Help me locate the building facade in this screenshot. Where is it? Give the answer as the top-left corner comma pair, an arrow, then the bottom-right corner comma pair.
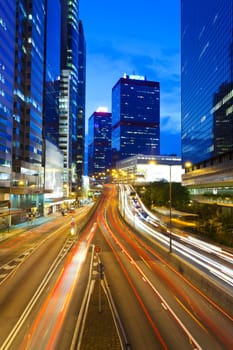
59,69 -> 72,197
0,1 -> 16,208
44,0 -> 61,148
181,0 -> 233,165
61,0 -> 86,192
10,0 -> 46,220
115,155 -> 183,184
88,110 -> 112,178
0,0 -> 87,225
44,139 -> 64,215
76,20 -> 86,188
181,0 -> 233,209
44,80 -> 60,147
112,74 -> 160,164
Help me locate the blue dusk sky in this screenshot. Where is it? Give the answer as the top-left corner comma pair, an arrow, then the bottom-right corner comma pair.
80,1 -> 181,156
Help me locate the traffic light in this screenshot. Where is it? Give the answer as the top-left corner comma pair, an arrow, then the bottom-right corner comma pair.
70,219 -> 75,235
99,262 -> 104,279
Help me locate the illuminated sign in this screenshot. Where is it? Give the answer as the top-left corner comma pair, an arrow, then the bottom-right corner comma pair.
96,106 -> 108,112
129,74 -> 145,81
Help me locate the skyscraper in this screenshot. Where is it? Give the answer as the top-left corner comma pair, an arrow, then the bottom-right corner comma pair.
112,74 -> 160,164
44,80 -> 60,147
181,0 -> 233,207
13,0 -> 45,169
11,0 -> 46,215
88,109 -> 112,178
44,0 -> 61,148
76,20 -> 86,187
59,69 -> 73,197
61,0 -> 86,192
181,0 -> 233,165
0,1 -> 16,201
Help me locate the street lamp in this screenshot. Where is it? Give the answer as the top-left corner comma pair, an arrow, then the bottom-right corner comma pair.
8,174 -> 13,232
169,164 -> 172,253
184,161 -> 192,172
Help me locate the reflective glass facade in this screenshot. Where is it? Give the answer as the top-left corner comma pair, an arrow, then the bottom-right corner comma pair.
45,0 -> 61,81
112,75 -> 160,163
44,80 -> 60,146
13,0 -> 45,167
181,0 -> 233,164
61,0 -> 81,187
59,70 -> 72,186
76,20 -> 86,185
0,1 -> 16,174
44,0 -> 61,148
88,111 -> 112,177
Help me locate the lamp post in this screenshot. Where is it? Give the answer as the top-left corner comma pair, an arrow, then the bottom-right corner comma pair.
8,174 -> 12,232
8,199 -> 11,232
169,164 -> 172,253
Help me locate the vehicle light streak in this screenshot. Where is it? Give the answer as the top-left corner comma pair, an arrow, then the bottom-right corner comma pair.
124,198 -> 233,288
185,236 -> 233,264
19,223 -> 97,350
98,213 -> 203,350
108,197 -> 232,349
175,297 -> 208,333
123,184 -> 233,266
97,214 -> 169,350
116,204 -> 233,328
173,244 -> 233,287
108,185 -> 233,349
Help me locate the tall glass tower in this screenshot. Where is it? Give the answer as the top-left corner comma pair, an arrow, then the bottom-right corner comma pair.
13,0 -> 45,169
8,0 -> 46,216
61,0 -> 85,192
76,20 -> 86,187
0,2 -> 16,183
88,110 -> 112,177
112,74 -> 160,164
181,0 -> 233,165
44,0 -> 61,147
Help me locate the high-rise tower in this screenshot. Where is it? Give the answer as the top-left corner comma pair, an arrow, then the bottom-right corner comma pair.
44,0 -> 61,148
76,20 -> 86,187
0,2 -> 16,195
10,0 -> 46,216
13,1 -> 45,169
60,0 -> 86,194
181,0 -> 233,207
181,0 -> 233,165
112,74 -> 160,164
88,109 -> 112,178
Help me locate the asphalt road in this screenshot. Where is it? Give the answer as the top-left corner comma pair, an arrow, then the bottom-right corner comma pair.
94,184 -> 233,350
0,188 -> 232,350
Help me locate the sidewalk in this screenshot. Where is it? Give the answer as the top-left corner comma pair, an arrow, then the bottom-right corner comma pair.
0,214 -> 57,241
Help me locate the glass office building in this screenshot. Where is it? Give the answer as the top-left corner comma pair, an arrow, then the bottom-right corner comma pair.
59,69 -> 73,197
13,0 -> 45,169
61,0 -> 82,190
181,0 -> 233,209
44,0 -> 61,148
44,80 -> 60,147
0,2 -> 16,178
112,74 -> 160,164
88,110 -> 112,177
181,0 -> 233,165
76,20 -> 86,187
